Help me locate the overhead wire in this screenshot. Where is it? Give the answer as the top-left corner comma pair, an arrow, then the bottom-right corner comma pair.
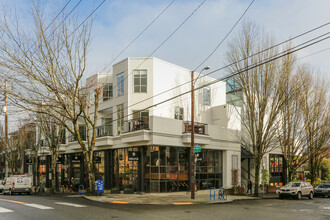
75,29 -> 330,136
97,0 -> 177,74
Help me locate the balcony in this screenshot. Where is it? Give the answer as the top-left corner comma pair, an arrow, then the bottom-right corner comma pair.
124,117 -> 149,133
183,121 -> 208,135
97,124 -> 113,137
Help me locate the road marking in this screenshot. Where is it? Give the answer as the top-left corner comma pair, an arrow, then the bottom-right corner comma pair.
54,202 -> 87,208
0,207 -> 14,213
110,201 -> 129,204
0,198 -> 27,204
173,202 -> 193,205
24,204 -> 54,210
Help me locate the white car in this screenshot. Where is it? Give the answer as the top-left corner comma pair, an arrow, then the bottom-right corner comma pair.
278,181 -> 314,200
3,175 -> 33,195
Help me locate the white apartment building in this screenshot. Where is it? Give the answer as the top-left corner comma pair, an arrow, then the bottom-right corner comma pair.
37,57 -> 245,193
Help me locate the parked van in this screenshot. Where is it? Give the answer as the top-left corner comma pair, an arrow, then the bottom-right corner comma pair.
3,174 -> 32,195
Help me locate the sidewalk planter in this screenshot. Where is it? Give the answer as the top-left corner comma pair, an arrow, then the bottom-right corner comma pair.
110,188 -> 121,194
123,189 -> 134,194
226,187 -> 246,195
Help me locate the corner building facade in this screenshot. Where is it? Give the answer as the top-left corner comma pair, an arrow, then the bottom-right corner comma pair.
38,57 -> 241,193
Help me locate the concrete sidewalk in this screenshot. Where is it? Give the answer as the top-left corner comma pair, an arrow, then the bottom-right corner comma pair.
84,190 -> 261,205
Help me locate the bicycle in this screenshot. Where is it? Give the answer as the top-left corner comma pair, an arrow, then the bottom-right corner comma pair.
218,187 -> 227,200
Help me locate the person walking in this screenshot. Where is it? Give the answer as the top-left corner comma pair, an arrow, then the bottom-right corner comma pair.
247,179 -> 252,195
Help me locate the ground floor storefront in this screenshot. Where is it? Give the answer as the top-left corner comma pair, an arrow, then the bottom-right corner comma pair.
37,146 -> 224,193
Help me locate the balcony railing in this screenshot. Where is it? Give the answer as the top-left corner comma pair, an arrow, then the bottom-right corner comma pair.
97,124 -> 113,137
124,117 -> 149,133
183,121 -> 208,135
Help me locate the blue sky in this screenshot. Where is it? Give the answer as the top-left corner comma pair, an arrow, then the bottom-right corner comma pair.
1,0 -> 330,129
2,0 -> 330,78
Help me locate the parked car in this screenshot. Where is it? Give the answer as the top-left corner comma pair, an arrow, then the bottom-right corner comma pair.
2,174 -> 32,195
277,181 -> 314,200
314,182 -> 330,197
0,180 -> 4,194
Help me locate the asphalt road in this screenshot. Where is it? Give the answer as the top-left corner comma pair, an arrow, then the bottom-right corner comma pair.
0,194 -> 329,220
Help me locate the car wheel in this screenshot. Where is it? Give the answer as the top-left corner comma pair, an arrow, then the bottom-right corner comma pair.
297,192 -> 302,200
279,195 -> 284,199
27,192 -> 30,195
309,192 -> 313,199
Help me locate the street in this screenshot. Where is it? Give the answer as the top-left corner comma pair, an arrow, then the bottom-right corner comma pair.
0,194 -> 329,220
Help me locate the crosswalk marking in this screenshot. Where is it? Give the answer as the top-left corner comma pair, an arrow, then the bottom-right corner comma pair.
0,207 -> 14,213
54,202 -> 87,208
24,204 -> 54,210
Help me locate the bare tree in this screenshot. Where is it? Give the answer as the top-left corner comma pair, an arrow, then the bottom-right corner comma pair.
298,66 -> 330,185
38,113 -> 65,193
226,21 -> 287,196
0,2 -> 100,192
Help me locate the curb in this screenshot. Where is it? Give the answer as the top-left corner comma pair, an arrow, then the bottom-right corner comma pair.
82,195 -> 264,206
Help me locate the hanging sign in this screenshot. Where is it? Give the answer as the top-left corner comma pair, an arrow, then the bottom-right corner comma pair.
72,155 -> 82,164
128,151 -> 140,161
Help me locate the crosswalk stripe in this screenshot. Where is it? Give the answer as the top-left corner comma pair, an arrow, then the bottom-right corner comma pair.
54,202 -> 87,208
24,204 -> 54,210
0,207 -> 14,213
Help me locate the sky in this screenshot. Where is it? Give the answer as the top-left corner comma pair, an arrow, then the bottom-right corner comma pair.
84,0 -> 330,79
1,0 -> 330,130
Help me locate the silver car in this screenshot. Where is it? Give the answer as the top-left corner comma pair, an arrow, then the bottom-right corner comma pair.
277,181 -> 314,200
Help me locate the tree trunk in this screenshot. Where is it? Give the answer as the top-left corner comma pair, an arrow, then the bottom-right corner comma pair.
254,158 -> 261,197
85,151 -> 95,194
51,152 -> 57,193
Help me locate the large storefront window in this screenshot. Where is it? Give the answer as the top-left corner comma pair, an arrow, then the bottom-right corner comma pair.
113,148 -> 139,191
145,146 -> 189,193
196,150 -> 222,190
269,154 -> 285,186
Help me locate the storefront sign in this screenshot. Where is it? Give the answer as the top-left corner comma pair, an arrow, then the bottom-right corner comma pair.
39,157 -> 46,164
26,158 -> 33,165
72,155 -> 82,164
128,151 -> 139,161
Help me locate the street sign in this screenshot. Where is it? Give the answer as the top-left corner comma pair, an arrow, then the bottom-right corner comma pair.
194,144 -> 201,153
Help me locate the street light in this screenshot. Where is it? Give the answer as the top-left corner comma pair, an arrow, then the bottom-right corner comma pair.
190,66 -> 210,200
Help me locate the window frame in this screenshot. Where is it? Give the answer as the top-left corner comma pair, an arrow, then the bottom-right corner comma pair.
203,87 -> 211,106
174,106 -> 184,120
133,69 -> 147,93
103,83 -> 113,101
117,72 -> 124,96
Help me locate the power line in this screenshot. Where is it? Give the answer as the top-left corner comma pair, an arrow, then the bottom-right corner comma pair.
96,22 -> 330,121
78,30 -> 330,134
98,0 -> 176,74
194,0 -> 255,71
108,0 -> 207,102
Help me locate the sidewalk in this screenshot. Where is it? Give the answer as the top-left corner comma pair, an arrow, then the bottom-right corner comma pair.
84,190 -> 261,205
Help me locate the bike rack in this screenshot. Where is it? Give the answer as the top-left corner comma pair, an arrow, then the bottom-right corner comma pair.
210,187 -> 216,200
78,185 -> 84,196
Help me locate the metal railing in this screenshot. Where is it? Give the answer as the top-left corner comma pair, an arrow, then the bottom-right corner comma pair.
183,121 -> 208,135
96,124 -> 113,137
124,117 -> 149,132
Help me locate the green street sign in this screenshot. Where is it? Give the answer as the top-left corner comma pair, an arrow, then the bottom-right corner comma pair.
194,144 -> 201,153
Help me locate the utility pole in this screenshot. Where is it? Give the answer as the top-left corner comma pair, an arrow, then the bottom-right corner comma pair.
4,80 -> 8,178
190,71 -> 195,199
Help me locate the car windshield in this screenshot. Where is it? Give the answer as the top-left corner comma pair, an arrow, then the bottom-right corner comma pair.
285,182 -> 301,187
317,184 -> 330,188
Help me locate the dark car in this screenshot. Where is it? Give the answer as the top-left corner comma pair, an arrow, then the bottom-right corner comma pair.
314,183 -> 330,197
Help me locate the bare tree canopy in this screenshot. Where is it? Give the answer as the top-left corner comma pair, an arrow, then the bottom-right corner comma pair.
0,1 -> 101,192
